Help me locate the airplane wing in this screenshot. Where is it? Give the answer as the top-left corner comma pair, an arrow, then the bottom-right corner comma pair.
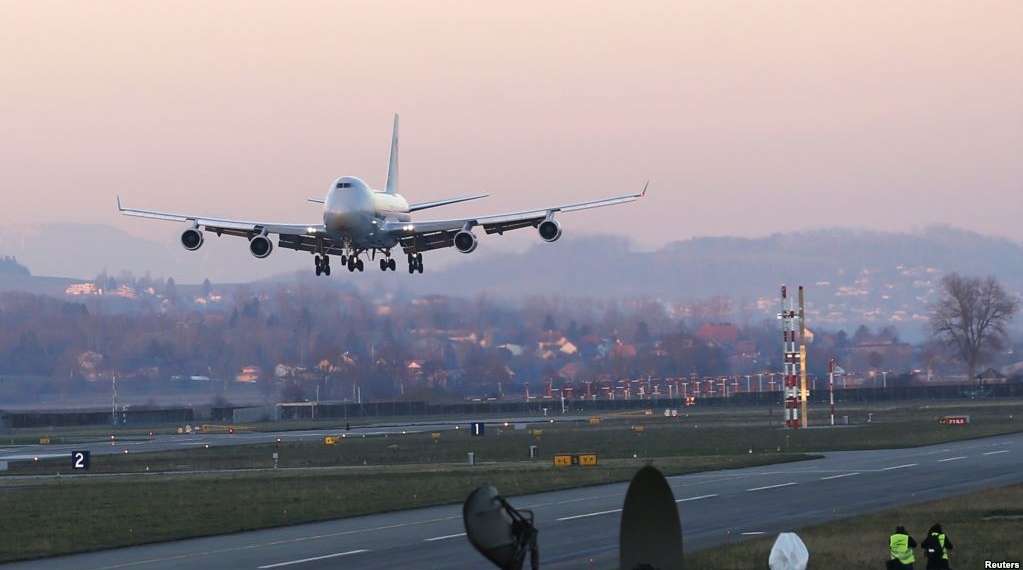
382,185 -> 646,253
117,197 -> 333,252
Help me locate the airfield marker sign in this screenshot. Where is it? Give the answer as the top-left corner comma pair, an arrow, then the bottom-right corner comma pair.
71,451 -> 91,470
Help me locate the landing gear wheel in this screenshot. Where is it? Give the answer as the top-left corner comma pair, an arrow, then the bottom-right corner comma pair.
408,262 -> 415,274
347,257 -> 356,272
388,258 -> 396,271
324,263 -> 330,276
380,259 -> 387,271
314,255 -> 323,276
340,255 -> 347,265
356,259 -> 364,272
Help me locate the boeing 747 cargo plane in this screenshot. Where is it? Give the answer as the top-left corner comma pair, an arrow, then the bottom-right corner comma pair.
118,115 -> 645,275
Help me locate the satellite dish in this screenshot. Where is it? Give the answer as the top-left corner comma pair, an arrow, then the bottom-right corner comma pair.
619,465 -> 684,570
463,485 -> 539,570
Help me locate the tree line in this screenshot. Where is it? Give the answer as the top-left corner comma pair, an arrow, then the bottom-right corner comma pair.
0,272 -> 1016,402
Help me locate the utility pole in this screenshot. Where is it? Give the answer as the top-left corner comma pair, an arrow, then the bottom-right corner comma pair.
111,375 -> 118,426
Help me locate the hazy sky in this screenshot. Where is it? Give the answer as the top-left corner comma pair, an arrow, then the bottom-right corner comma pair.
2,1 -> 1021,254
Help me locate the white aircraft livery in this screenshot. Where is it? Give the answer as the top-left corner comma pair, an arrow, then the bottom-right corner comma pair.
118,115 -> 646,275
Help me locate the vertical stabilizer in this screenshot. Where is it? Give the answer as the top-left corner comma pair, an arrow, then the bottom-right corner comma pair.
384,114 -> 399,194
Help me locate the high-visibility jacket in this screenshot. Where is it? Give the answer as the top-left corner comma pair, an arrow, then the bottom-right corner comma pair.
926,532 -> 949,560
890,533 -> 916,565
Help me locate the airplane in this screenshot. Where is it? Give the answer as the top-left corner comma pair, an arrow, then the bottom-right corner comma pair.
118,115 -> 646,276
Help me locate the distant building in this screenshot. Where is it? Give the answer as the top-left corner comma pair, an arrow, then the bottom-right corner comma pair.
65,283 -> 99,295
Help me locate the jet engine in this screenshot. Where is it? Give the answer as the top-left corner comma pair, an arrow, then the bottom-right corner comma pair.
453,230 -> 479,253
248,234 -> 273,258
538,219 -> 562,242
181,228 -> 204,251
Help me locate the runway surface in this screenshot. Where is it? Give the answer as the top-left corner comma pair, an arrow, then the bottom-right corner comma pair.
4,432 -> 1020,570
0,417 -> 578,463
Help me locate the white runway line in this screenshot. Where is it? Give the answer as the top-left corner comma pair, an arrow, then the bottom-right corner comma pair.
746,482 -> 796,492
937,456 -> 966,462
676,494 -> 718,503
556,508 -> 622,521
819,472 -> 860,480
424,533 -> 466,542
983,450 -> 1009,456
880,463 -> 917,471
740,531 -> 767,536
258,549 -> 369,568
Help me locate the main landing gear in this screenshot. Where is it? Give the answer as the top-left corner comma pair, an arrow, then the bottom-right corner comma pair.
379,258 -> 397,271
407,252 -> 424,274
346,256 -> 364,272
314,255 -> 331,276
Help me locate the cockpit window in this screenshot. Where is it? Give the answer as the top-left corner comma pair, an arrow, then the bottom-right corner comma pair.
336,182 -> 351,189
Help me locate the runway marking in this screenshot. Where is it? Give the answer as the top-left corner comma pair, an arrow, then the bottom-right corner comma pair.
424,533 -> 466,542
676,494 -> 718,503
556,508 -> 622,521
820,472 -> 860,480
937,456 -> 966,462
257,549 -> 369,568
983,450 -> 1009,456
746,482 -> 796,492
880,463 -> 917,471
741,531 -> 767,536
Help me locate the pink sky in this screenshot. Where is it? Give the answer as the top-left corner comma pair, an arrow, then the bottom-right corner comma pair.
2,1 -> 1021,254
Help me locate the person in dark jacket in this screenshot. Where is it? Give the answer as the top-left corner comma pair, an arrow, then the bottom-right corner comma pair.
921,523 -> 954,569
889,525 -> 918,569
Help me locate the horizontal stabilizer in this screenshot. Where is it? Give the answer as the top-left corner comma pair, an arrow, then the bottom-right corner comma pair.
409,194 -> 489,212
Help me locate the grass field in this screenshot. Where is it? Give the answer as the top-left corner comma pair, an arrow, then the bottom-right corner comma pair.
685,482 -> 1023,568
1,399 -> 1021,563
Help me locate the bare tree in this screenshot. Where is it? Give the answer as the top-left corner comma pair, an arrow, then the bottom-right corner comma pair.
929,273 -> 1018,383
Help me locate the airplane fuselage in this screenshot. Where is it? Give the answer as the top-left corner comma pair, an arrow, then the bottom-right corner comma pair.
324,176 -> 411,249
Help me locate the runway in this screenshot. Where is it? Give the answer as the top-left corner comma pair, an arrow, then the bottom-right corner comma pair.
4,432 -> 1020,570
0,417 -> 582,463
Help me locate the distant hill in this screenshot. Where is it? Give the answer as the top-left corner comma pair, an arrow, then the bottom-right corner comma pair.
0,255 -> 30,276
3,223 -> 1021,340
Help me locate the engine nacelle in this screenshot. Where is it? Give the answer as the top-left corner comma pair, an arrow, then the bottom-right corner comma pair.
181,228 -> 204,251
538,219 -> 562,242
453,230 -> 478,254
248,234 -> 273,258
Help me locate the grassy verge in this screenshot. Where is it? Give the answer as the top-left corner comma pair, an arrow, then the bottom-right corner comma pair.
0,454 -> 808,563
686,482 -> 1023,568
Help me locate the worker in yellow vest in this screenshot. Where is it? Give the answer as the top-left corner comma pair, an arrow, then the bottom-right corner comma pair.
921,523 -> 954,569
888,525 -> 917,569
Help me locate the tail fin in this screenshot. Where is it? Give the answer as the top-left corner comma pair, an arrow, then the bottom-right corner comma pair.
384,113 -> 399,195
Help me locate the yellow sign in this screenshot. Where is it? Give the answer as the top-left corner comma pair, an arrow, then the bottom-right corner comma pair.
531,430 -> 544,437
579,454 -> 598,466
588,417 -> 601,424
633,425 -> 645,433
39,437 -> 50,444
431,433 -> 441,440
324,436 -> 338,445
553,454 -> 573,467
